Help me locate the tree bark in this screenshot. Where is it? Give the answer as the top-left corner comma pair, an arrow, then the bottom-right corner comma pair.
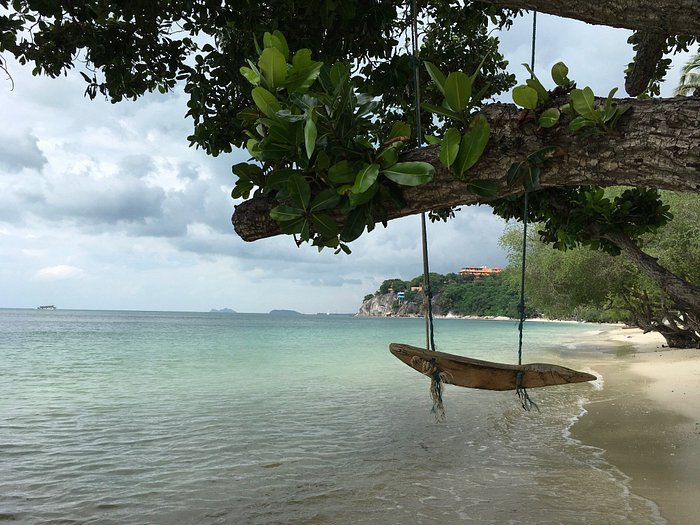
232,96 -> 700,241
602,230 -> 700,315
486,0 -> 700,35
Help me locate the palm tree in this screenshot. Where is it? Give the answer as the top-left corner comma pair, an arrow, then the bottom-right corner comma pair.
675,53 -> 700,96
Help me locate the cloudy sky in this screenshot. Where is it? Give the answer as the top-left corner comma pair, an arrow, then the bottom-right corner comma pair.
0,12 -> 692,313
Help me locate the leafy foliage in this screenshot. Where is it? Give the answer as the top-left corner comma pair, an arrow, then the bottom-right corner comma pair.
234,34 -> 436,252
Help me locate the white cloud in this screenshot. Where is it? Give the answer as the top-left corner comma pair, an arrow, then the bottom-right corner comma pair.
33,265 -> 85,281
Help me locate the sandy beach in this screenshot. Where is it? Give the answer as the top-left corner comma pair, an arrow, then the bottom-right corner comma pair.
572,326 -> 700,524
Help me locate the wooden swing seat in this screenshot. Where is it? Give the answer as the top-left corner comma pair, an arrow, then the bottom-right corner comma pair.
390,343 -> 597,391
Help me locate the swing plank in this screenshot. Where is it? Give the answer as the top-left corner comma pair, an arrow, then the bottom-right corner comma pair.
390,343 -> 597,391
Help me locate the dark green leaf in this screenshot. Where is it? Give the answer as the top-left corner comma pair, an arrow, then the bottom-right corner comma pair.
270,204 -> 304,222
265,169 -> 295,191
340,207 -> 367,242
232,162 -> 264,185
349,181 -> 378,205
444,71 -> 472,112
506,161 -> 526,186
424,61 -> 446,96
467,179 -> 500,198
524,166 -> 540,190
439,127 -> 461,168
388,121 -> 411,140
352,163 -> 380,194
279,217 -> 308,235
377,146 -> 399,169
569,115 -> 595,131
328,161 -> 356,184
285,61 -> 323,93
454,114 -> 490,176
421,102 -> 461,121
311,213 -> 339,239
287,173 -> 311,209
424,135 -> 441,145
311,189 -> 341,211
382,162 -> 435,186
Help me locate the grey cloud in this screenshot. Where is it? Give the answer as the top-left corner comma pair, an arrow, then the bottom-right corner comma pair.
0,132 -> 47,172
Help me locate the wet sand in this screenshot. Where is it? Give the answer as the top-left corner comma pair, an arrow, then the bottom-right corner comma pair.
571,327 -> 700,524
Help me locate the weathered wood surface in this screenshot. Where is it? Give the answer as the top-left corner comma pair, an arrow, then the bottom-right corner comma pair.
389,343 -> 597,391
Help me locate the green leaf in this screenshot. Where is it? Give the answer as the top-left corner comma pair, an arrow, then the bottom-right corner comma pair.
444,71 -> 472,112
467,179 -> 499,198
232,162 -> 264,186
506,161 -> 526,186
551,61 -> 570,87
267,30 -> 289,60
524,166 -> 540,190
512,85 -> 538,109
240,66 -> 260,86
377,146 -> 399,169
421,102 -> 461,121
388,121 -> 411,140
424,134 -> 441,145
258,47 -> 287,90
538,108 -> 561,128
381,162 -> 435,186
270,204 -> 304,222
328,161 -> 355,184
526,79 -> 548,105
304,117 -> 317,159
287,173 -> 311,209
439,127 -> 461,168
570,87 -> 597,119
340,206 -> 366,242
352,163 -> 380,194
527,146 -> 557,165
278,217 -> 308,236
454,114 -> 490,176
569,115 -> 596,131
292,48 -> 312,67
285,61 -> 323,93
251,87 -> 281,118
311,213 -> 338,239
265,169 -> 295,191
311,189 -> 341,212
424,61 -> 446,96
348,181 -> 378,205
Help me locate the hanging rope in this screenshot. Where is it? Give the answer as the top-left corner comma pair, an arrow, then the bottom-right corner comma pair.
516,11 -> 540,413
409,0 -> 444,421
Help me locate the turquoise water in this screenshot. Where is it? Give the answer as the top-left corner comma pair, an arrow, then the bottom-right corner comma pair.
0,310 -> 663,524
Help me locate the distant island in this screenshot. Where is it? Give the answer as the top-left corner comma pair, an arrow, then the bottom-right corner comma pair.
269,309 -> 303,316
37,305 -> 56,310
209,308 -> 237,313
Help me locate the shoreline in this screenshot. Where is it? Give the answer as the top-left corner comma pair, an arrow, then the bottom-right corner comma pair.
571,327 -> 700,524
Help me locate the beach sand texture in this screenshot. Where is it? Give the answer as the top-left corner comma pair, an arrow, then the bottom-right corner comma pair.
573,327 -> 700,524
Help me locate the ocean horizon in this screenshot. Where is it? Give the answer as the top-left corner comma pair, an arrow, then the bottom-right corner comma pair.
1,309 -> 664,524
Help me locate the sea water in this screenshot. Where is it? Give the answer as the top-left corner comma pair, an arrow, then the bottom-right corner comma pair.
0,309 -> 664,524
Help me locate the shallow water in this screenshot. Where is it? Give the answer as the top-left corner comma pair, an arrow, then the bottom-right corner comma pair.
0,310 -> 664,524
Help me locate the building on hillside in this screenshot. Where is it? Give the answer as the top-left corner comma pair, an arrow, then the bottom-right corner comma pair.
459,266 -> 503,279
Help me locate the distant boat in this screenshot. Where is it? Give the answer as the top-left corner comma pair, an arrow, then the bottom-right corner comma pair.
37,305 -> 56,310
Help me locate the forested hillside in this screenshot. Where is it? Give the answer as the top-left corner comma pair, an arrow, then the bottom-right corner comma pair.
359,272 -> 522,318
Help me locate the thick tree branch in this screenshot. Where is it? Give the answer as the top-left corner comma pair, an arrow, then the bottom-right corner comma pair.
487,0 -> 700,35
602,230 -> 700,315
232,96 -> 700,241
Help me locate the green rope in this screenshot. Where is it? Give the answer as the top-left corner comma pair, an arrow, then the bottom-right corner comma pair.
516,11 -> 539,413
410,0 -> 444,421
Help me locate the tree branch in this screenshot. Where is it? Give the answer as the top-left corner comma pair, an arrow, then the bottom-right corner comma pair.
232,96 -> 700,241
487,0 -> 700,34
